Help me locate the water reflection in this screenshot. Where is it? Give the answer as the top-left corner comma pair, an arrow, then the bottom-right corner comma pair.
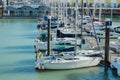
111,69 -> 120,80
4,45 -> 34,50
67,68 -> 102,80
11,50 -> 35,54
0,58 -> 36,75
16,59 -> 35,65
0,65 -> 35,74
22,34 -> 36,39
66,66 -> 120,80
104,67 -> 109,80
16,32 -> 37,39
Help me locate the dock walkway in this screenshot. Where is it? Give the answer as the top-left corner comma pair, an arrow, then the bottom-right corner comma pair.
109,53 -> 120,62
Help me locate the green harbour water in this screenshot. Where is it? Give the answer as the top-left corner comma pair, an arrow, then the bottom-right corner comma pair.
0,18 -> 120,80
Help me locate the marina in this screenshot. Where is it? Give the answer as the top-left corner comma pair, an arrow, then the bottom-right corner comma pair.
0,0 -> 120,80
0,18 -> 120,80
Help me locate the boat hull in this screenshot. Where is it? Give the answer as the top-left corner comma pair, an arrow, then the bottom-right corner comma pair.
36,42 -> 74,51
43,57 -> 101,70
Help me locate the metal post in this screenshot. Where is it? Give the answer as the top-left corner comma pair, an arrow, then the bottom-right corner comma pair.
47,15 -> 51,56
6,0 -> 8,5
104,18 -> 112,67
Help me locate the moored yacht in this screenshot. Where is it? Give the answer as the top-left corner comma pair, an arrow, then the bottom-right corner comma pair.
89,26 -> 120,39
35,54 -> 101,70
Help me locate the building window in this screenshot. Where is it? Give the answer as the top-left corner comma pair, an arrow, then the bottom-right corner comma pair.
10,10 -> 15,16
29,11 -> 33,16
19,11 -> 24,16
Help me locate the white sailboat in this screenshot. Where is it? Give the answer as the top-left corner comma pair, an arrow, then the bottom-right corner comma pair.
35,55 -> 101,70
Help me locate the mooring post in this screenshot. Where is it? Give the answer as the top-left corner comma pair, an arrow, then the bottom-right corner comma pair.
104,18 -> 112,67
47,15 -> 51,56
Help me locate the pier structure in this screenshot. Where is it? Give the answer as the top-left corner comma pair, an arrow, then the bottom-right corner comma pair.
0,0 -> 120,18
2,5 -> 50,17
1,5 -> 120,18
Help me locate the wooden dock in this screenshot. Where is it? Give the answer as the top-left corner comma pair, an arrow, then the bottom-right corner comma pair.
109,53 -> 120,62
86,36 -> 98,49
86,36 -> 120,64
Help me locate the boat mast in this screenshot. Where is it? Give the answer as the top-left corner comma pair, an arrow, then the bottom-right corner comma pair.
56,0 -> 60,39
60,0 -> 62,20
86,0 -> 102,52
75,0 -> 78,54
80,0 -> 84,49
93,0 -> 96,17
50,0 -> 53,16
99,0 -> 101,21
110,0 -> 116,21
65,0 -> 68,28
57,0 -> 60,29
